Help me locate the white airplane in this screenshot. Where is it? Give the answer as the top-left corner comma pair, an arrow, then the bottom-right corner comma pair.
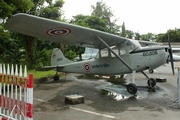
5,13 -> 175,95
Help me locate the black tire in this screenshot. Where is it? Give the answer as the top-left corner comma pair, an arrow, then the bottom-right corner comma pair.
147,78 -> 156,87
53,74 -> 59,81
149,69 -> 154,74
127,83 -> 138,95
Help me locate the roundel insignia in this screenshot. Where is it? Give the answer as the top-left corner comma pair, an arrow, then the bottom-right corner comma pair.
84,63 -> 91,72
46,27 -> 71,36
52,53 -> 56,58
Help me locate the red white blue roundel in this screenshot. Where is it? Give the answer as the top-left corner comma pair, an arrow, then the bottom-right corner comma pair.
46,28 -> 71,36
84,63 -> 91,72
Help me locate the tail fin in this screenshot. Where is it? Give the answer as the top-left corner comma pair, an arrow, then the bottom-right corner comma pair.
51,48 -> 72,66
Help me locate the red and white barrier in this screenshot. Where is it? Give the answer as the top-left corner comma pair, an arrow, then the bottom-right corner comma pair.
0,64 -> 33,120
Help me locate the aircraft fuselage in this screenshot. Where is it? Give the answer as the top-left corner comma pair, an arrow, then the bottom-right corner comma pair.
57,46 -> 168,75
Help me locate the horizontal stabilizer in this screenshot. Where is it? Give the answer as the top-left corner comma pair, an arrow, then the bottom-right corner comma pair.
167,54 -> 180,62
172,54 -> 180,62
35,65 -> 64,71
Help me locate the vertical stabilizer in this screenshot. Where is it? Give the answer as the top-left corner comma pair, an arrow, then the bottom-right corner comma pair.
51,48 -> 72,66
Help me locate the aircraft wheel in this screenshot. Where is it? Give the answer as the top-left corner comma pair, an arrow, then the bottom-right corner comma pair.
127,83 -> 138,95
147,78 -> 156,87
149,68 -> 154,74
53,74 -> 59,81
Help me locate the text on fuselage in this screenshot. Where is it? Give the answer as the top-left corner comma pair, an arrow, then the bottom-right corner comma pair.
143,50 -> 158,56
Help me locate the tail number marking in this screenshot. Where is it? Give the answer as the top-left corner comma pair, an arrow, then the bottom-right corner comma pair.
57,58 -> 63,62
143,50 -> 158,56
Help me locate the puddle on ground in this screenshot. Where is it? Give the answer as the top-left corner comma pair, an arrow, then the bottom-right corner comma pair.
99,84 -> 163,101
74,74 -> 165,101
100,89 -> 143,101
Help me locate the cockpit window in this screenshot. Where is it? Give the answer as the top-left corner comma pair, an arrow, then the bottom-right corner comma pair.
95,39 -> 141,58
111,45 -> 120,57
125,40 -> 141,53
118,43 -> 126,55
101,48 -> 109,57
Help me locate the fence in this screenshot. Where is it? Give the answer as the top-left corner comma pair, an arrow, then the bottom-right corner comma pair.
0,64 -> 33,120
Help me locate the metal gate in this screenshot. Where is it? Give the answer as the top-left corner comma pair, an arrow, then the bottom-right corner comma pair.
0,64 -> 33,120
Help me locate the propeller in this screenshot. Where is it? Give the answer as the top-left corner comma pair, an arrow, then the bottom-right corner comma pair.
167,34 -> 175,75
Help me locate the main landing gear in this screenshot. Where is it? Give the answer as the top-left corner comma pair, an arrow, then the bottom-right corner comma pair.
127,83 -> 138,95
126,71 -> 157,95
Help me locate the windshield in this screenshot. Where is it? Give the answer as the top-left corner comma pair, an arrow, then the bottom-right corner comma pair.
125,40 -> 141,53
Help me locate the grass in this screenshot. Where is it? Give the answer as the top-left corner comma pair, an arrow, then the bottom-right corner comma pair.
28,70 -> 56,79
0,70 -> 57,88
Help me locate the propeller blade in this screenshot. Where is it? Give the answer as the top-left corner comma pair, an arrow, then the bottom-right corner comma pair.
168,49 -> 175,75
167,34 -> 175,75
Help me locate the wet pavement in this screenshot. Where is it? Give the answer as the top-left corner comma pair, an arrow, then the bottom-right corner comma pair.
33,64 -> 180,120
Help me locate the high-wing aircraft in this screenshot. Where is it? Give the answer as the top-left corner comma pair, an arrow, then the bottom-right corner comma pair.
5,13 -> 175,95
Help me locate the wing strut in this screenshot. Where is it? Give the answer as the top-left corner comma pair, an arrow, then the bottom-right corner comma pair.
97,36 -> 133,72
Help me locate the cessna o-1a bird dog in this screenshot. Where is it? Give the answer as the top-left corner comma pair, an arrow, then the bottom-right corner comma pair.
5,13 -> 175,95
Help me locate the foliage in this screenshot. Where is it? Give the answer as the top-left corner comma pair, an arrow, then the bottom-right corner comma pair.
1,0 -> 180,72
91,0 -> 120,35
0,0 -> 34,19
156,29 -> 180,42
121,22 -> 126,37
0,0 -> 34,65
71,15 -> 108,31
64,49 -> 77,60
141,32 -> 156,41
0,0 -> 65,69
126,30 -> 134,39
39,0 -> 64,20
134,32 -> 141,40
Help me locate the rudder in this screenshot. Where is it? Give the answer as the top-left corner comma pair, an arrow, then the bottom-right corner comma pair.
51,48 -> 72,66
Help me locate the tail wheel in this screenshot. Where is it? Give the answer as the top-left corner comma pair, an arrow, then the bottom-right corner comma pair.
147,78 -> 156,87
127,83 -> 138,95
53,74 -> 60,81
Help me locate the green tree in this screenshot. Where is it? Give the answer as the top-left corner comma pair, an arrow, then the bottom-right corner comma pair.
121,22 -> 126,37
39,0 -> 64,20
141,32 -> 156,41
1,0 -> 65,68
156,29 -> 180,42
126,30 -> 134,39
0,0 -> 34,19
0,0 -> 34,65
91,0 -> 120,35
134,32 -> 141,40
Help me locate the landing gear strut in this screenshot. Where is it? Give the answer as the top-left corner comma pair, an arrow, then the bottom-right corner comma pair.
141,71 -> 156,87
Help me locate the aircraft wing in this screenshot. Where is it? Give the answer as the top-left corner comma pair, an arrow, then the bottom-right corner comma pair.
138,40 -> 162,47
35,65 -> 64,71
5,13 -> 128,49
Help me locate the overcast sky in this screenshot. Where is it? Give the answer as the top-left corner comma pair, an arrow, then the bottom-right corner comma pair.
62,0 -> 180,34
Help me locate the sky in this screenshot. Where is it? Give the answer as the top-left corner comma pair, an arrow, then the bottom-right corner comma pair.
62,0 -> 180,34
